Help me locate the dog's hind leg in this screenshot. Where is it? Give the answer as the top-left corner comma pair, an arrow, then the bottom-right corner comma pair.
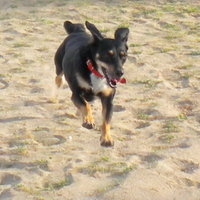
71,93 -> 95,129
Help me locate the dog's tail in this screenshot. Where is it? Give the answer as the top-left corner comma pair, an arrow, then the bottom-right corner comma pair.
64,21 -> 85,34
54,40 -> 65,88
55,72 -> 63,88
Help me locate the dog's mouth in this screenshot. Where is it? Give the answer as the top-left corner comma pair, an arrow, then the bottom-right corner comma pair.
101,68 -> 118,88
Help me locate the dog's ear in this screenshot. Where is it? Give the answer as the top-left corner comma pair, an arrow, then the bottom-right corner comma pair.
115,28 -> 129,43
85,21 -> 103,41
64,21 -> 73,34
64,21 -> 85,34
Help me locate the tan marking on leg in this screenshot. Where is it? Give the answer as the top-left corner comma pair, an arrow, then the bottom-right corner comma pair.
80,101 -> 95,129
55,73 -> 63,88
100,121 -> 114,147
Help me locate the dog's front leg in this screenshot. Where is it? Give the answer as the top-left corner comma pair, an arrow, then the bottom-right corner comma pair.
100,90 -> 115,147
71,93 -> 95,129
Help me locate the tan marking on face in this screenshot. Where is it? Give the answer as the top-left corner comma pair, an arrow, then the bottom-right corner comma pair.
120,51 -> 126,57
108,50 -> 114,56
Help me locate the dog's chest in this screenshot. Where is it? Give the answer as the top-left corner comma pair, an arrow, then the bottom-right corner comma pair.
90,74 -> 109,94
76,73 -> 110,94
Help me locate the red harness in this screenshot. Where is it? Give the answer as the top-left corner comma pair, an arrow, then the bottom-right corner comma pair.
86,59 -> 126,84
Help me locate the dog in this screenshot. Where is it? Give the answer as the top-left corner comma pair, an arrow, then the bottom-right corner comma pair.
54,21 -> 129,147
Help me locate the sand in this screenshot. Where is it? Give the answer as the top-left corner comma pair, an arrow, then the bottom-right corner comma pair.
0,0 -> 200,199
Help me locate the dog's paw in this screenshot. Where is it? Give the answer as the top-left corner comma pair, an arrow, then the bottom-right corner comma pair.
100,136 -> 114,147
82,122 -> 95,129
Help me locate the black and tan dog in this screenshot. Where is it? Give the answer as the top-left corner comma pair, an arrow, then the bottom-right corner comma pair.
54,21 -> 129,147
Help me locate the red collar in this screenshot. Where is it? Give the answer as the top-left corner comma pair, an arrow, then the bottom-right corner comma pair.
86,59 -> 104,78
86,59 -> 126,84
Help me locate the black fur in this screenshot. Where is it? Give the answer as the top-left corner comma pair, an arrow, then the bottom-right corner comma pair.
54,21 -> 129,147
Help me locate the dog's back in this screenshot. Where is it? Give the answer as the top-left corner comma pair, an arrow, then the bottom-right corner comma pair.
54,21 -> 90,78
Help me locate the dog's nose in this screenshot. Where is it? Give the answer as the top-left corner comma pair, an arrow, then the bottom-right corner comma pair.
116,70 -> 124,78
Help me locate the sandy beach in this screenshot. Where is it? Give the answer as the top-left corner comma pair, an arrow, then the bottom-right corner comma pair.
0,0 -> 200,199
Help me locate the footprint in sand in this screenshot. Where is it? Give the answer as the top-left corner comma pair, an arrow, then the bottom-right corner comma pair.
0,189 -> 13,200
179,160 -> 199,174
30,87 -> 45,93
177,100 -> 194,115
113,105 -> 126,112
182,178 -> 200,189
136,121 -> 150,129
29,78 -> 40,84
0,174 -> 21,186
141,153 -> 164,164
181,76 -> 190,88
175,142 -> 191,149
0,79 -> 9,90
137,108 -> 163,121
34,133 -> 66,146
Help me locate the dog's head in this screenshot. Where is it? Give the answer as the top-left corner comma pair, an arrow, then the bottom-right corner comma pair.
86,21 -> 129,88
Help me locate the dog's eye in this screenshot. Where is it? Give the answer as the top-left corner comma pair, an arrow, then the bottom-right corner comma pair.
108,50 -> 114,56
119,51 -> 126,57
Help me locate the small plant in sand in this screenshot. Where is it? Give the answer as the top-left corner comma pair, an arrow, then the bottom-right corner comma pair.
189,50 -> 200,56
137,112 -> 150,120
159,48 -> 173,53
118,22 -> 130,28
162,4 -> 178,13
40,18 -> 54,25
132,5 -> 159,18
159,134 -> 176,144
78,160 -> 137,177
130,43 -> 142,48
181,6 -> 200,14
131,50 -> 142,55
15,145 -> 28,156
16,184 -> 39,195
92,181 -> 120,196
161,22 -> 180,31
177,64 -> 193,70
36,47 -> 48,52
0,73 -> 6,78
181,72 -> 194,79
10,67 -> 25,73
101,156 -> 110,162
178,113 -> 187,121
163,120 -> 179,133
34,160 -> 49,171
132,79 -> 161,88
34,127 -> 49,132
13,42 -> 31,48
10,4 -> 18,8
44,178 -> 70,190
100,27 -> 110,33
164,33 -> 179,40
34,197 -> 45,200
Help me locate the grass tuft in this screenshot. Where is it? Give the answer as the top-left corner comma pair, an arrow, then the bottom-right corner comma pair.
78,161 -> 137,176
13,42 -> 31,48
163,120 -> 179,133
16,184 -> 39,195
44,178 -> 70,190
132,79 -> 161,88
